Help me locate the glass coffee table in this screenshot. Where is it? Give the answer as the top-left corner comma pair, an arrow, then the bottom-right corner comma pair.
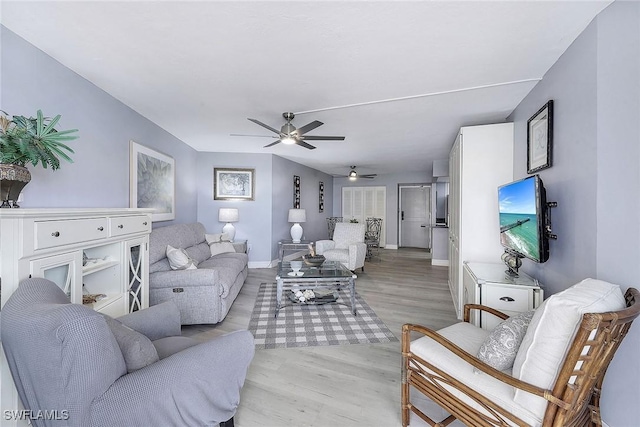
275,260 -> 357,317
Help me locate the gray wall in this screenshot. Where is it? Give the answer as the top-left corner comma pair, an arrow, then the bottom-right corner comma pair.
195,153 -> 273,264
271,155 -> 334,260
507,2 -> 639,424
333,169 -> 432,247
0,26 -> 198,225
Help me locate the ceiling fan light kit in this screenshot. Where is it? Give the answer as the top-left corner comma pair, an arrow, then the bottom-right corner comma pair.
235,112 -> 345,150
342,166 -> 377,180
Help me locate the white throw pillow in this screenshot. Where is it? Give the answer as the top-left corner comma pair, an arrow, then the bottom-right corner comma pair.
477,310 -> 534,371
205,233 -> 231,245
166,245 -> 198,270
512,278 -> 625,417
209,241 -> 236,257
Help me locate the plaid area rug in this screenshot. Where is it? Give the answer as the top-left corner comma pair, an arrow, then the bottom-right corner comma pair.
248,283 -> 398,349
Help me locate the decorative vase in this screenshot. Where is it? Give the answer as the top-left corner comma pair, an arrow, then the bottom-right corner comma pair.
0,164 -> 31,208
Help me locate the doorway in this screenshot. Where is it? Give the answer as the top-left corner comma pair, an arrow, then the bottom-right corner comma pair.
399,185 -> 431,249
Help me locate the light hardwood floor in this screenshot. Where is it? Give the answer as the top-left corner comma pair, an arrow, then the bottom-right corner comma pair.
182,248 -> 461,427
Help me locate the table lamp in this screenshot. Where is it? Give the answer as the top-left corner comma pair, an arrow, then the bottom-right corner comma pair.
288,208 -> 306,243
218,208 -> 239,241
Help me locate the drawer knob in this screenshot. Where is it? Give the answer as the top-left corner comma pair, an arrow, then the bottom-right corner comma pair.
118,224 -> 124,229
143,221 -> 148,226
97,226 -> 104,231
499,296 -> 515,302
51,231 -> 60,237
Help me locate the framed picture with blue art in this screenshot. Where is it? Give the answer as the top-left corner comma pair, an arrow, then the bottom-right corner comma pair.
129,140 -> 175,222
214,167 -> 255,200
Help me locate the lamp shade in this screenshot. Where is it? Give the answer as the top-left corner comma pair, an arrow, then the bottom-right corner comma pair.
219,208 -> 239,223
288,208 -> 306,223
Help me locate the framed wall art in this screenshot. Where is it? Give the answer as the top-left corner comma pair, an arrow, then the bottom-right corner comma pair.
319,181 -> 324,213
130,140 -> 175,222
293,175 -> 301,208
214,168 -> 255,200
527,100 -> 553,174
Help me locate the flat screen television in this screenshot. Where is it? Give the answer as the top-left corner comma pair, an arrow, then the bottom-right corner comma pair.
498,175 -> 549,263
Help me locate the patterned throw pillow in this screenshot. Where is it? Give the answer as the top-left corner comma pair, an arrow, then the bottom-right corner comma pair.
205,233 -> 236,257
166,245 -> 198,270
477,310 -> 535,371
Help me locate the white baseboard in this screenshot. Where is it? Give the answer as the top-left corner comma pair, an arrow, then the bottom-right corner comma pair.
385,244 -> 398,250
431,259 -> 449,266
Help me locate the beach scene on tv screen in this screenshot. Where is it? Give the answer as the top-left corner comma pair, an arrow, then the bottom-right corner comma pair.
499,178 -> 540,261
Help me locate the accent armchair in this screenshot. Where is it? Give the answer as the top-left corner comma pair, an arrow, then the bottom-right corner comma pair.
402,278 -> 640,427
315,222 -> 367,271
1,278 -> 255,427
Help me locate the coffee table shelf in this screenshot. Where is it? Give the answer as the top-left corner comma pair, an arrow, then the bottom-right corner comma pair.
275,261 -> 357,317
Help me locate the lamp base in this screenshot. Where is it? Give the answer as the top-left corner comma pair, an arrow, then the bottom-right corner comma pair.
222,222 -> 236,242
290,223 -> 303,243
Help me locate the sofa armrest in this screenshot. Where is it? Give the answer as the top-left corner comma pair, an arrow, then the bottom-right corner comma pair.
315,240 -> 335,255
118,301 -> 181,340
149,269 -> 222,294
90,330 -> 255,426
349,242 -> 367,269
463,304 -> 510,324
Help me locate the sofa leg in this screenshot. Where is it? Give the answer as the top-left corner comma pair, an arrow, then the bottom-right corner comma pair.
220,417 -> 234,427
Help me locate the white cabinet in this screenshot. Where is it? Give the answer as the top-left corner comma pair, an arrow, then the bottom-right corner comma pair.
0,208 -> 153,425
463,262 -> 544,330
448,123 -> 514,319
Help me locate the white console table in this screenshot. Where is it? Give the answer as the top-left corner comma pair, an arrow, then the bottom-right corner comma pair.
463,261 -> 544,330
0,208 -> 153,426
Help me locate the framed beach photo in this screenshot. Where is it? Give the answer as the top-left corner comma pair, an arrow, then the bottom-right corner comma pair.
130,141 -> 175,222
527,100 -> 553,174
214,168 -> 255,200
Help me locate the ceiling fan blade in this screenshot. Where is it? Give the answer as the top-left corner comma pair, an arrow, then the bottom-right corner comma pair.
263,140 -> 282,148
230,133 -> 277,138
293,120 -> 323,136
300,135 -> 345,141
248,118 -> 281,135
360,175 -> 377,179
295,140 -> 317,150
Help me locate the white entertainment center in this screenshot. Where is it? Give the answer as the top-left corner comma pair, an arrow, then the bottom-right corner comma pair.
0,208 -> 153,426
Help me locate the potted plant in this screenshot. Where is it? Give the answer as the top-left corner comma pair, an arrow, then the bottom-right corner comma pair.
0,110 -> 78,207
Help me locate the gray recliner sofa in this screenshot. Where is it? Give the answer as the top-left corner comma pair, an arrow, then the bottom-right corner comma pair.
149,222 -> 248,325
1,278 -> 254,427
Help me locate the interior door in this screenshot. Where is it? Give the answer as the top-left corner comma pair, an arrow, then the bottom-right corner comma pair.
399,186 -> 431,249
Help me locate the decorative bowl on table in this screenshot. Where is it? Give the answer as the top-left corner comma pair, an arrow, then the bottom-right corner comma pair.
302,254 -> 325,267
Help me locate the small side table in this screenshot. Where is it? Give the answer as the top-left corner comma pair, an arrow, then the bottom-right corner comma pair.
278,239 -> 313,262
232,239 -> 248,254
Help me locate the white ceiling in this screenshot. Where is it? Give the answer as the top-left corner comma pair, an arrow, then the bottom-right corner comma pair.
1,1 -> 610,177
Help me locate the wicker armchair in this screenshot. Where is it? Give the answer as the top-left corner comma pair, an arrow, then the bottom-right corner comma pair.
402,279 -> 640,427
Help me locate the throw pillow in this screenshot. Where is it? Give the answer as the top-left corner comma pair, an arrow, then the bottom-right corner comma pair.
166,245 -> 198,270
205,233 -> 231,244
205,233 -> 236,257
104,316 -> 159,373
477,310 -> 534,371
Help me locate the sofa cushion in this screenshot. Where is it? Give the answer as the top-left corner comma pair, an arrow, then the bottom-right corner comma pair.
333,223 -> 365,249
209,241 -> 236,257
186,242 -> 215,264
322,248 -> 349,264
104,316 -> 159,373
477,310 -> 534,371
166,245 -> 198,270
411,322 -> 542,426
512,278 -> 626,416
149,223 -> 207,265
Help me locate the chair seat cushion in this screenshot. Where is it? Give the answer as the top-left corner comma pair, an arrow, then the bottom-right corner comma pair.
411,322 -> 543,426
322,248 -> 349,264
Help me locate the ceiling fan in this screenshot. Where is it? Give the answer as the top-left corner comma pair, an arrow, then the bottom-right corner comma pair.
337,166 -> 377,180
231,112 -> 345,150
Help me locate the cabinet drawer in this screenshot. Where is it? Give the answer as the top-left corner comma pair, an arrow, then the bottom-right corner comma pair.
109,215 -> 151,237
481,284 -> 532,313
35,218 -> 108,250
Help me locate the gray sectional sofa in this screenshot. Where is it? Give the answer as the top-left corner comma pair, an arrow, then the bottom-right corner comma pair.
149,222 -> 248,324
